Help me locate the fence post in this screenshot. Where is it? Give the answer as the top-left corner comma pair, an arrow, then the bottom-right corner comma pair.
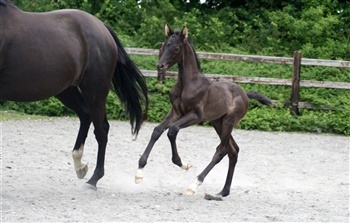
290,51 -> 302,116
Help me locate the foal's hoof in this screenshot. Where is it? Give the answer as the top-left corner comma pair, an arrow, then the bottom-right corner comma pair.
135,169 -> 143,184
185,188 -> 196,196
135,176 -> 143,184
204,193 -> 223,201
81,183 -> 97,192
181,162 -> 192,171
75,164 -> 89,179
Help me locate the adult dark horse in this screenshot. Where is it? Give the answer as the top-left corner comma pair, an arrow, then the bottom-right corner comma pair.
135,24 -> 271,200
0,0 -> 148,190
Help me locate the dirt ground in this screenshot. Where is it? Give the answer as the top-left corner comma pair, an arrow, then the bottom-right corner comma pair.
1,117 -> 349,222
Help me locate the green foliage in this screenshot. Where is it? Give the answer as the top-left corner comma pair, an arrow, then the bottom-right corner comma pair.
12,0 -> 349,59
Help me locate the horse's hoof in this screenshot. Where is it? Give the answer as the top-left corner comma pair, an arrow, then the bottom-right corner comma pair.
135,169 -> 143,184
75,164 -> 88,179
81,183 -> 97,192
135,176 -> 143,184
181,162 -> 192,171
185,188 -> 196,196
204,193 -> 223,201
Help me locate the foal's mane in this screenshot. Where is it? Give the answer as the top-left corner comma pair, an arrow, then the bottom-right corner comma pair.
172,30 -> 201,71
188,41 -> 201,71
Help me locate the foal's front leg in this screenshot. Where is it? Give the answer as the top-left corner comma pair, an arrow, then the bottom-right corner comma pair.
135,110 -> 178,183
167,112 -> 202,170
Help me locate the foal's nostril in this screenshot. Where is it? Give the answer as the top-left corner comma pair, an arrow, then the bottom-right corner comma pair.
157,63 -> 165,71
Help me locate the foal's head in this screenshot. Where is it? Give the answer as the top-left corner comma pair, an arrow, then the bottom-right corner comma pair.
157,24 -> 188,81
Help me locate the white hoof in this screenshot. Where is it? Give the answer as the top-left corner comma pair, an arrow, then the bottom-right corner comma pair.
185,188 -> 196,196
135,169 -> 144,184
75,164 -> 88,179
181,162 -> 192,171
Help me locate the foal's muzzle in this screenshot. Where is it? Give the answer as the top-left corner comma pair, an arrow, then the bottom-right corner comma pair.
157,63 -> 166,82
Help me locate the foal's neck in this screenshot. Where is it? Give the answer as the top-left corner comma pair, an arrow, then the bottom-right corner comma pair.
177,42 -> 202,85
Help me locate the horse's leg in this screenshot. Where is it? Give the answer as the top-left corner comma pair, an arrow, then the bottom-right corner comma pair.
186,117 -> 235,196
209,118 -> 240,197
84,101 -> 109,189
218,136 -> 239,197
77,73 -> 111,190
137,111 -> 199,183
55,87 -> 91,179
135,112 -> 199,183
167,112 -> 202,170
136,109 -> 178,183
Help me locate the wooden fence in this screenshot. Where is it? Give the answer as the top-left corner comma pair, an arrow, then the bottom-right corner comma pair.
125,48 -> 350,114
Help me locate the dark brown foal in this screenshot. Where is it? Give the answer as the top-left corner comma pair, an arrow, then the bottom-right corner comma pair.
136,24 -> 271,199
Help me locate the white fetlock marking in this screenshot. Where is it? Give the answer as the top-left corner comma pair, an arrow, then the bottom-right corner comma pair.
181,162 -> 192,171
72,144 -> 88,179
135,169 -> 144,184
186,179 -> 202,196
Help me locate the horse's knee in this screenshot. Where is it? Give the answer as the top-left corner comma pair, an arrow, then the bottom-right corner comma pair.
167,125 -> 179,140
151,125 -> 164,140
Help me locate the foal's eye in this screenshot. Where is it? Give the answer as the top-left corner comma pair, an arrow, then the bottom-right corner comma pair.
174,47 -> 179,53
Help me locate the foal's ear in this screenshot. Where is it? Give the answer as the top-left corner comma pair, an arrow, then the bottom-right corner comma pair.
165,24 -> 173,37
181,26 -> 188,39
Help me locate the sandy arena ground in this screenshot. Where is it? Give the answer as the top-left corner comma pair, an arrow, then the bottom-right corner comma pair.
1,117 -> 349,222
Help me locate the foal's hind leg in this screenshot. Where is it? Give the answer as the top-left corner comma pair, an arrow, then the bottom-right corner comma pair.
55,87 -> 91,179
218,136 -> 239,197
201,117 -> 241,199
186,117 -> 237,197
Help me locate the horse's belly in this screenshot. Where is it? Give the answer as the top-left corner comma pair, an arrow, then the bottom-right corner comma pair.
0,72 -> 73,102
0,83 -> 66,102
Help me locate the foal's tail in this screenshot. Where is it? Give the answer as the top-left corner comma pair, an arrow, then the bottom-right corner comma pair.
105,24 -> 149,135
246,91 -> 272,106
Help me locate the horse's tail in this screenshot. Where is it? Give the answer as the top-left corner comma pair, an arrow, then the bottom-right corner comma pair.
105,24 -> 149,136
246,91 -> 272,106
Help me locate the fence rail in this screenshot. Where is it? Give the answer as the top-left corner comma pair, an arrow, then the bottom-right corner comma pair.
139,70 -> 350,90
126,47 -> 350,67
126,48 -> 350,113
